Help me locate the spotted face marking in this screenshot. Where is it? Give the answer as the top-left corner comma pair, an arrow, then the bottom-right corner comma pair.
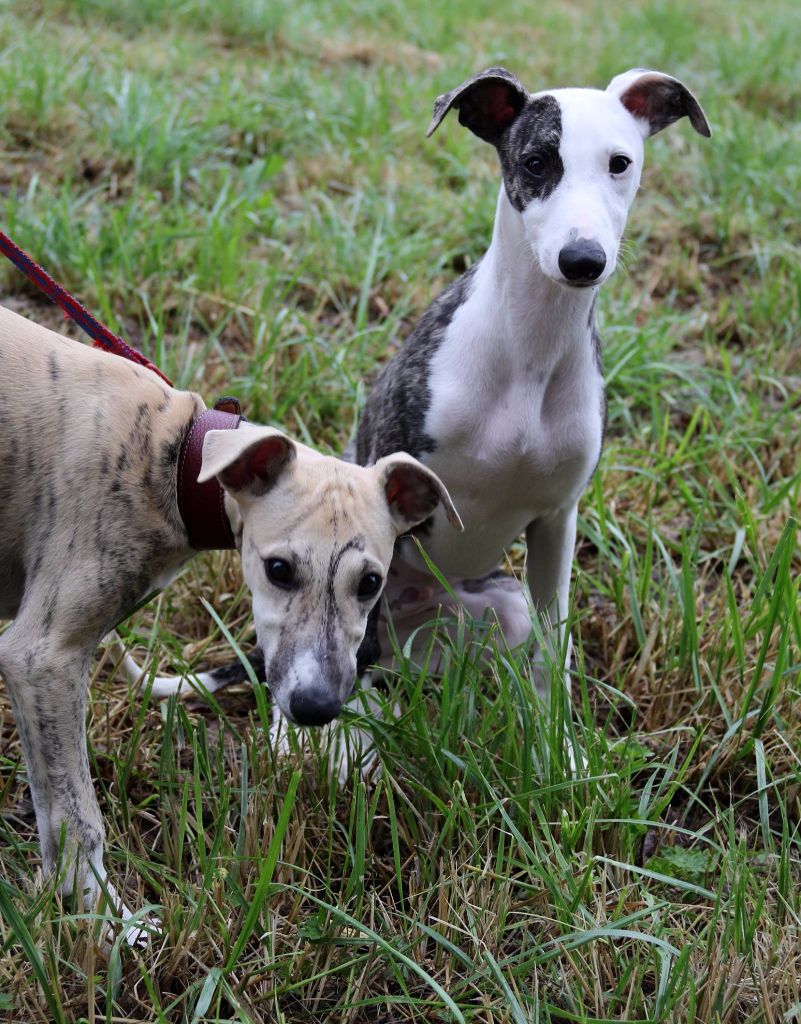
426,66 -> 710,289
517,87 -> 647,287
496,96 -> 564,211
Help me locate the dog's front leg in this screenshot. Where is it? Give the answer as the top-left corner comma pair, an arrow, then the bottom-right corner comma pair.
525,505 -> 577,702
0,625 -> 116,914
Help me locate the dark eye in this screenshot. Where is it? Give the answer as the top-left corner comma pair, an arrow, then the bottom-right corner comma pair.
356,572 -> 382,601
265,558 -> 295,590
609,154 -> 632,175
523,155 -> 545,177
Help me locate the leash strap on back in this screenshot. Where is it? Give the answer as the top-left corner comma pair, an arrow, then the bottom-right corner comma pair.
0,229 -> 173,386
0,227 -> 247,550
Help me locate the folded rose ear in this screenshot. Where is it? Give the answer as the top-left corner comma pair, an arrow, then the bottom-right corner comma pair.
375,453 -> 463,534
199,426 -> 295,496
607,68 -> 711,138
426,66 -> 529,143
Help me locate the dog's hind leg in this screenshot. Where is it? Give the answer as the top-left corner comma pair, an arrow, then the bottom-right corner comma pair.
377,565 -> 532,669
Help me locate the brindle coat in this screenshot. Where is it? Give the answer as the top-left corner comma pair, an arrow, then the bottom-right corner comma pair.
0,303 -> 460,931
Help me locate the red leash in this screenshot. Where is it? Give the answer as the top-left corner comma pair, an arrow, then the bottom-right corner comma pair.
0,230 -> 173,386
0,230 -> 250,550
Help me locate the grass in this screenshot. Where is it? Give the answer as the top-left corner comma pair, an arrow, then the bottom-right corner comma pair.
1,0 -> 800,1020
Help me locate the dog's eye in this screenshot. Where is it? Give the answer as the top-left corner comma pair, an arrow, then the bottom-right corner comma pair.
356,572 -> 382,601
265,558 -> 295,589
609,154 -> 632,175
523,155 -> 545,177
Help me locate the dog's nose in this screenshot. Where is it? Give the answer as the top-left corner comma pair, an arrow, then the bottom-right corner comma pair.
289,688 -> 341,726
558,241 -> 607,284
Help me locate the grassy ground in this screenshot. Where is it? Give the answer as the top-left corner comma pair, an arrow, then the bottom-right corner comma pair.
1,0 -> 800,1020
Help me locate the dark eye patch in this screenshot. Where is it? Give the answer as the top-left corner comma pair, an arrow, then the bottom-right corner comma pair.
523,153 -> 546,177
497,95 -> 564,211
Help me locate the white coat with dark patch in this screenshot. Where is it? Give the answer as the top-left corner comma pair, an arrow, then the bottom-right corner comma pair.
353,67 -> 710,690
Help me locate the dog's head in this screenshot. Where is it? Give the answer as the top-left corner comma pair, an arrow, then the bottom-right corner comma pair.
427,67 -> 710,288
199,425 -> 462,725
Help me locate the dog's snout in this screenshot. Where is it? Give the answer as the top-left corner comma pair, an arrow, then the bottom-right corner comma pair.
289,687 -> 342,727
557,240 -> 607,285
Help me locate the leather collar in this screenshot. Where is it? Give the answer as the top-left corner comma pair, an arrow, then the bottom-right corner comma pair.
177,397 -> 243,551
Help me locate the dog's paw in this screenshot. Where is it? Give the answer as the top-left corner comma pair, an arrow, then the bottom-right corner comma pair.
268,708 -> 297,759
118,912 -> 161,949
564,737 -> 588,775
326,685 -> 399,785
327,722 -> 380,786
268,695 -> 387,786
95,884 -> 161,953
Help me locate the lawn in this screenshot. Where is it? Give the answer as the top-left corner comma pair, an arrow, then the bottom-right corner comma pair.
1,0 -> 800,1021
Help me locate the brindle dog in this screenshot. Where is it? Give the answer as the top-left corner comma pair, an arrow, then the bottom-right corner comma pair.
0,303 -> 461,935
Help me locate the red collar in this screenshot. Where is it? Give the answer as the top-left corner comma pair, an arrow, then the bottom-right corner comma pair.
177,397 -> 243,550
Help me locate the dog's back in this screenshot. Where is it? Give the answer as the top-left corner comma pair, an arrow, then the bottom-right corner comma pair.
0,304 -> 199,627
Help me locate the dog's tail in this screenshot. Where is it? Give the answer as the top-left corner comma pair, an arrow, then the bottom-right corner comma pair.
106,633 -> 264,699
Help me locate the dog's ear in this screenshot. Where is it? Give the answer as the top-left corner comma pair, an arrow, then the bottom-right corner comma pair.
426,66 -> 528,143
199,426 -> 295,496
375,453 -> 463,534
607,69 -> 711,138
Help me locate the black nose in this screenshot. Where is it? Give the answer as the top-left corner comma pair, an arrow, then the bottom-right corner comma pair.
558,240 -> 607,284
289,688 -> 341,727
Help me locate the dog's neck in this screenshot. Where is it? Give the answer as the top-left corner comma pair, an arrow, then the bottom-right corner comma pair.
477,186 -> 599,372
177,402 -> 242,551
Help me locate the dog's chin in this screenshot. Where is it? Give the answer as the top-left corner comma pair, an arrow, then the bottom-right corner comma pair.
536,260 -> 596,290
561,279 -> 600,289
541,271 -> 599,290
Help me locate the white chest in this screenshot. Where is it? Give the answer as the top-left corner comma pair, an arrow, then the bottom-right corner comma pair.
417,301 -> 603,577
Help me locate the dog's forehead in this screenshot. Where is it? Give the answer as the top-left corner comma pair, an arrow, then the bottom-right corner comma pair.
245,458 -> 391,553
537,87 -> 643,149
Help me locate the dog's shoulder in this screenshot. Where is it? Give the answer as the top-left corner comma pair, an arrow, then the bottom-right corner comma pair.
356,260 -> 481,464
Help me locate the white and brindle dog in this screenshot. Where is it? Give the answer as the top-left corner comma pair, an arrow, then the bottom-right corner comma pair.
352,67 -> 710,689
162,67 -> 710,709
0,303 -> 461,926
